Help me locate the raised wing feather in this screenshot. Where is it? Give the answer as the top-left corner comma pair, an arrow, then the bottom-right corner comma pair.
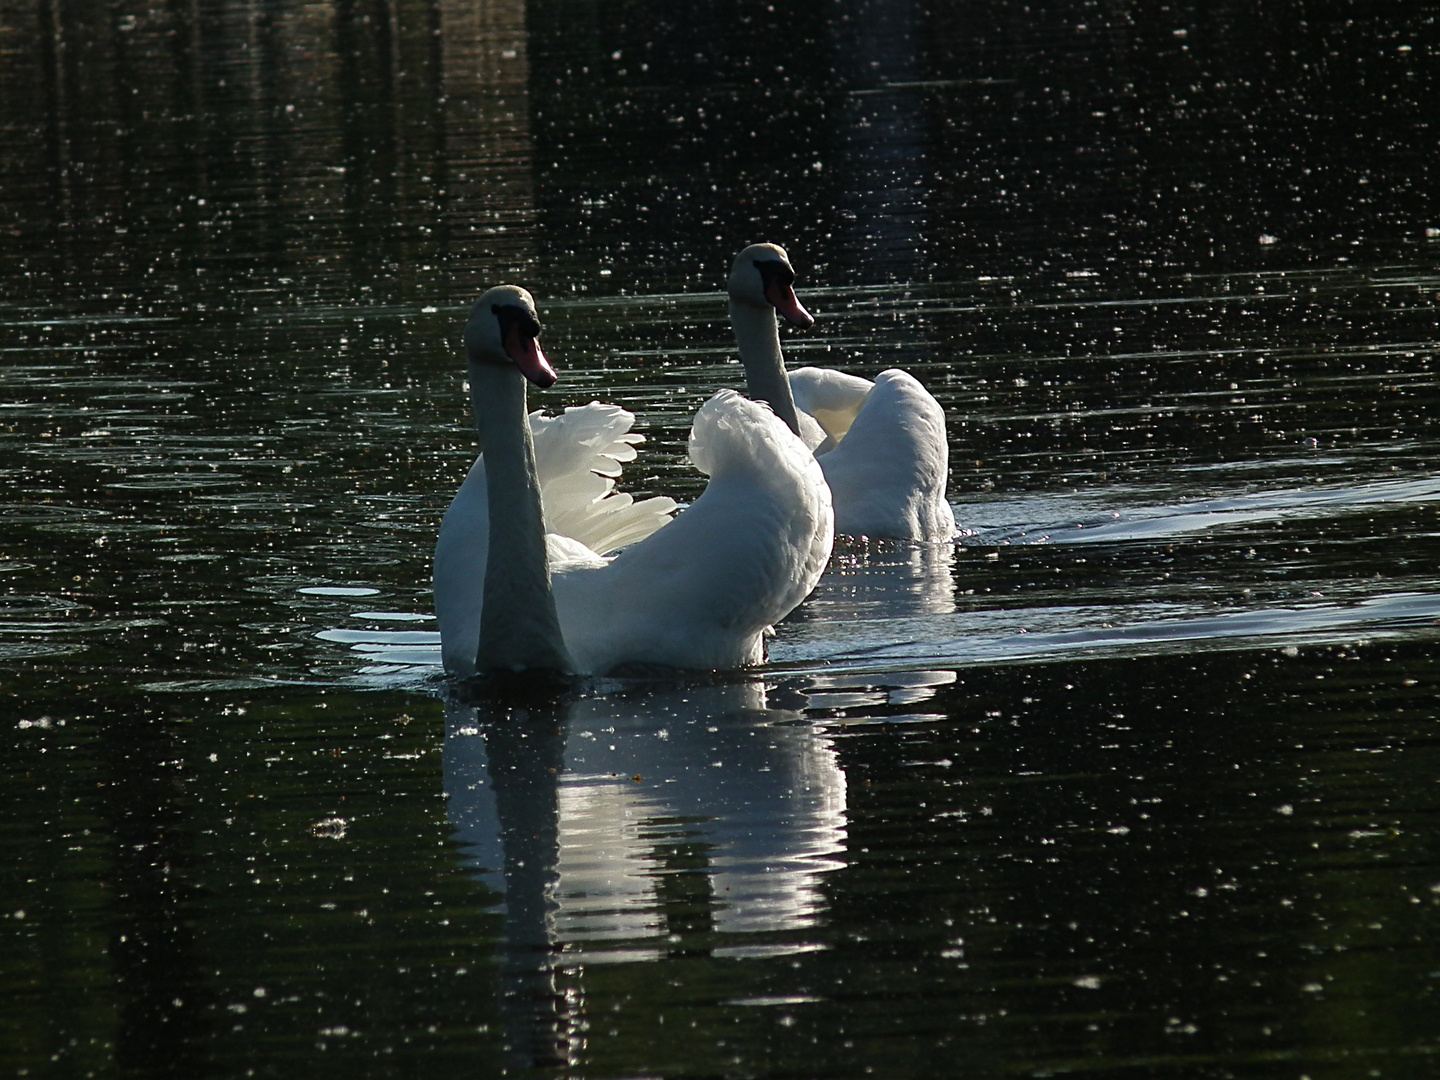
531,402 -> 676,555
788,366 -> 874,446
812,369 -> 956,540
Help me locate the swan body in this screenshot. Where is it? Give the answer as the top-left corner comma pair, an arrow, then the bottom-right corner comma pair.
728,243 -> 957,541
434,285 -> 833,677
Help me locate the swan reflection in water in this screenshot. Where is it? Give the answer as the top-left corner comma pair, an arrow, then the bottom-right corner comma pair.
776,538 -> 958,667
444,678 -> 848,1067
818,537 -> 958,618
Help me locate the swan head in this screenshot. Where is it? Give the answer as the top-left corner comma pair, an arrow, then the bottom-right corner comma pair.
729,243 -> 815,329
465,285 -> 558,389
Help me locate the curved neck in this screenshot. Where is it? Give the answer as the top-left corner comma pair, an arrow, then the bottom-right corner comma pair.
729,297 -> 800,436
469,360 -> 574,674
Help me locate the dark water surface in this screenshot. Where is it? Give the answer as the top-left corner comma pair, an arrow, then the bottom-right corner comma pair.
4,0 -> 1440,1076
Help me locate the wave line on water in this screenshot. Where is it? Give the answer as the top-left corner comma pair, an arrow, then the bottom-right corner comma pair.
774,589 -> 1440,677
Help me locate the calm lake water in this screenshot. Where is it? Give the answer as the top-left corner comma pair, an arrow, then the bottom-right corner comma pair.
4,0 -> 1440,1076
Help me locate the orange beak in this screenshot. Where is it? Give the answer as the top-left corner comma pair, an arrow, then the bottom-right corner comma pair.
505,324 -> 558,388
765,278 -> 815,329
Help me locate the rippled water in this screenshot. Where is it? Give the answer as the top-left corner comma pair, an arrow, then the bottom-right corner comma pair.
4,0 -> 1440,1076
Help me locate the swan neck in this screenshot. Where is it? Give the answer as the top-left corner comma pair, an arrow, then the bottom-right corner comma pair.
468,361 -> 574,674
729,297 -> 800,436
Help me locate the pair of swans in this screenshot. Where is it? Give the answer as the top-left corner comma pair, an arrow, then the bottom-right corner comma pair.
434,247 -> 954,677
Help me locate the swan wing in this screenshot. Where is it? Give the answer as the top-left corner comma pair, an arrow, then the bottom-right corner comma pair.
531,401 -> 677,555
788,366 -> 874,446
814,369 -> 956,540
557,389 -> 833,674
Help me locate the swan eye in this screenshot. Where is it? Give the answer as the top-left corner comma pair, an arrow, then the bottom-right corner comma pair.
492,302 -> 542,340
753,258 -> 795,289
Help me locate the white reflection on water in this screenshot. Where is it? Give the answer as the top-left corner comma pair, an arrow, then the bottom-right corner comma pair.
808,538 -> 958,619
436,679 -> 847,1069
443,681 -> 848,960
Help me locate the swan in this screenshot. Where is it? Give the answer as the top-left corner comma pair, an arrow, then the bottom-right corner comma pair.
727,243 -> 957,541
433,285 -> 834,677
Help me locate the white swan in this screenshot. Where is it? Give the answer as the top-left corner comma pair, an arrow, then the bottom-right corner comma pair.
433,285 -> 834,677
728,243 -> 957,541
